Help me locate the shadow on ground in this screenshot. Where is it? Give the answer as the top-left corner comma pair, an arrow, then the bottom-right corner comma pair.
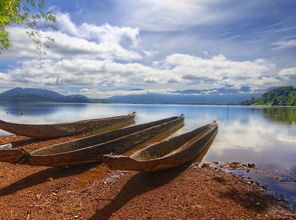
0,163 -> 99,197
89,165 -> 189,220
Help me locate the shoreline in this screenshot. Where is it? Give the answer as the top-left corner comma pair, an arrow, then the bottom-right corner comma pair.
0,135 -> 295,219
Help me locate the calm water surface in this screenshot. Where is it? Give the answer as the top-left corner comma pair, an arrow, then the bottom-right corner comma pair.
0,103 -> 295,206
0,103 -> 295,171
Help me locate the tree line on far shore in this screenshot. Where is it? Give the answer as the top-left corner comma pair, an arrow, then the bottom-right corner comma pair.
241,86 -> 296,106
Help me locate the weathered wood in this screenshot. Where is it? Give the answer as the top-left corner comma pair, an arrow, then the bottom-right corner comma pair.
0,113 -> 136,138
104,122 -> 218,172
0,116 -> 184,166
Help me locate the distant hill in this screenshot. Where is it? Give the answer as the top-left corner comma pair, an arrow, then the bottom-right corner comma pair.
241,86 -> 296,106
0,87 -> 266,105
0,88 -> 92,103
107,92 -> 260,105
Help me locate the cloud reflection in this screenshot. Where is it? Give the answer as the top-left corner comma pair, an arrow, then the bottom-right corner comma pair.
206,117 -> 296,171
0,104 -> 295,172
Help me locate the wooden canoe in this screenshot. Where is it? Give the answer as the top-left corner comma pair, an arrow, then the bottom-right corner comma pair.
0,115 -> 184,166
0,113 -> 136,138
103,121 -> 218,172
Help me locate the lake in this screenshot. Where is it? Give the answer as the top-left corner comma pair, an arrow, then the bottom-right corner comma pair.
0,103 -> 295,207
1,103 -> 295,171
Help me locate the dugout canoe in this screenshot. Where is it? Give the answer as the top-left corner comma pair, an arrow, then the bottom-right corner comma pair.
0,113 -> 136,138
103,121 -> 218,172
0,115 -> 184,166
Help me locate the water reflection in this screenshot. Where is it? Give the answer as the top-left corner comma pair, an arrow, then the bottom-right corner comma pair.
0,104 -> 295,173
260,107 -> 296,124
206,118 -> 296,171
0,103 -> 88,123
1,103 -> 62,116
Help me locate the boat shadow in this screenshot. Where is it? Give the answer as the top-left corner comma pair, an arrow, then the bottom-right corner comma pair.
0,163 -> 99,197
89,130 -> 217,219
89,165 -> 189,220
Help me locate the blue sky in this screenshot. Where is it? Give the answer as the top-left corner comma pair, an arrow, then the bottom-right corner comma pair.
0,0 -> 296,98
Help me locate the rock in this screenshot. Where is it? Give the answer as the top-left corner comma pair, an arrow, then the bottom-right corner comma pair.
201,163 -> 210,168
247,163 -> 256,168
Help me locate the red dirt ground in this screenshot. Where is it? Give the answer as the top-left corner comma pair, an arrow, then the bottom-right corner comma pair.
0,135 -> 295,219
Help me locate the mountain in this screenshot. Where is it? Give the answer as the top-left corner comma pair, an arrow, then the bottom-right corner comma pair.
0,87 -> 269,105
0,88 -> 92,103
107,92 -> 260,105
241,86 -> 296,106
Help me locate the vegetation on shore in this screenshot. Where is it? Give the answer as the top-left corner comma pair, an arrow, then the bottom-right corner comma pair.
260,107 -> 296,124
241,86 -> 296,106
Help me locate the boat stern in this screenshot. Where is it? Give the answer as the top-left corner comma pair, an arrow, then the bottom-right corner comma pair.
103,154 -> 139,171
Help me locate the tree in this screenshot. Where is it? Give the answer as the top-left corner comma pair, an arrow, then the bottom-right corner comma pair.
0,0 -> 56,52
287,91 -> 296,106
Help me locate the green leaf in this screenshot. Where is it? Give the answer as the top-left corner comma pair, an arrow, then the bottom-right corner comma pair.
0,0 -> 56,51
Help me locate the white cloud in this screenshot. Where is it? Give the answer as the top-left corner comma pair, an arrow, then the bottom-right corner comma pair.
0,52 -> 281,97
4,27 -> 141,61
56,12 -> 80,36
0,11 -> 292,98
273,40 -> 296,49
57,12 -> 139,46
248,77 -> 283,88
144,77 -> 159,83
79,88 -> 172,98
278,67 -> 296,80
3,12 -> 142,61
114,0 -> 225,31
157,53 -> 275,90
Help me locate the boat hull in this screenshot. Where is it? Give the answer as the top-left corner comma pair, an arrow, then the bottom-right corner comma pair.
104,122 -> 218,172
0,113 -> 136,138
0,116 -> 184,166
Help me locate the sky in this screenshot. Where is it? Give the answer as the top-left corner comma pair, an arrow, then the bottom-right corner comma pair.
0,0 -> 296,98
